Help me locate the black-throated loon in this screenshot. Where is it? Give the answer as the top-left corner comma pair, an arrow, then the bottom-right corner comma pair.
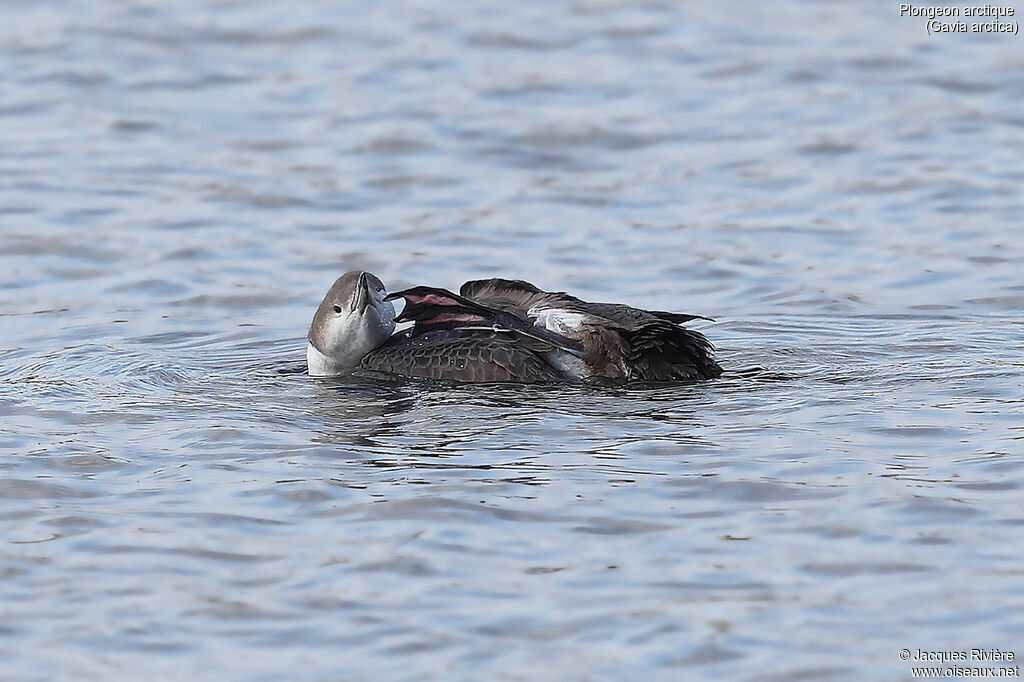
307,271 -> 722,383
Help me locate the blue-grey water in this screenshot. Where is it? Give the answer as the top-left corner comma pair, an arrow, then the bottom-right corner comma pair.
2,1 -> 1024,680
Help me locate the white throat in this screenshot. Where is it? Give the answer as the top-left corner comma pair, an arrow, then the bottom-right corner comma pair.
307,341 -> 348,377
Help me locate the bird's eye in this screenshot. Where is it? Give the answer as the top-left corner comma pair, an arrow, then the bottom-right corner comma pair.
333,304 -> 342,313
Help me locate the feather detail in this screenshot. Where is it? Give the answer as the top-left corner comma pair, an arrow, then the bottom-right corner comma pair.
361,329 -> 561,383
460,278 -> 722,382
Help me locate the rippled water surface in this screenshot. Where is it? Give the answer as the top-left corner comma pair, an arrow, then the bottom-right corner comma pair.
3,1 -> 1024,680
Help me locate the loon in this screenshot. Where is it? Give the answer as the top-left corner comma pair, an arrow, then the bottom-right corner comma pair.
307,271 -> 722,383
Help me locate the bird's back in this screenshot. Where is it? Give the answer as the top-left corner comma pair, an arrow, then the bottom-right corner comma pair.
460,278 -> 722,382
361,328 -> 562,383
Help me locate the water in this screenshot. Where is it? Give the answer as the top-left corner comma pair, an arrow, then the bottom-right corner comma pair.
3,0 -> 1024,679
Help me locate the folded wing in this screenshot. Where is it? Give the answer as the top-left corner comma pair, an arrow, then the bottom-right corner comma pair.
460,278 -> 722,382
385,286 -> 584,357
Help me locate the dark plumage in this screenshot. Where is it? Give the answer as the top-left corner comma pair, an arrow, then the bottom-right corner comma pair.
458,278 -> 722,382
309,270 -> 721,384
362,328 -> 562,383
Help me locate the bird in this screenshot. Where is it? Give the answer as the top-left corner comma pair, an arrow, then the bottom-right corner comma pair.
307,271 -> 722,384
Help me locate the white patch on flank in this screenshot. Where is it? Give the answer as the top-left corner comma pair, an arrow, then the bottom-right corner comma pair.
543,349 -> 592,379
528,305 -> 594,379
528,306 -> 588,336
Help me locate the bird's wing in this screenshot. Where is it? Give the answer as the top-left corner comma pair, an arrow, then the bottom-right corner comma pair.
386,285 -> 584,357
459,278 -> 552,318
461,278 -> 722,381
461,279 -> 712,330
